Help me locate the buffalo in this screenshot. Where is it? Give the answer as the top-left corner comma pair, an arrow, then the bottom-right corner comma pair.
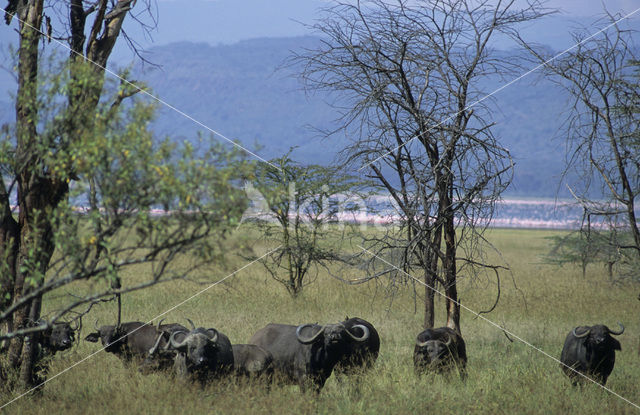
84,319 -> 187,363
249,321 -> 371,393
560,323 -> 624,385
231,344 -> 274,382
37,319 -> 76,356
167,326 -> 234,385
413,327 -> 467,377
333,317 -> 380,376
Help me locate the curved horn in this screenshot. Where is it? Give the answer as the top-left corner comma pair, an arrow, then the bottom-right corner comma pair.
185,318 -> 195,330
155,318 -> 165,331
443,333 -> 453,347
148,333 -> 164,356
206,328 -> 219,344
416,337 -> 430,348
572,327 -> 591,338
169,330 -> 190,349
94,319 -> 100,331
345,324 -> 370,342
608,322 -> 625,336
296,324 -> 325,344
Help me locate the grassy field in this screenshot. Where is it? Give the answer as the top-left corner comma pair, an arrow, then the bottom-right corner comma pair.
2,228 -> 639,414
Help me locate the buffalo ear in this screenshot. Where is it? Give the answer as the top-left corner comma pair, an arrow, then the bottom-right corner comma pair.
84,332 -> 100,342
612,338 -> 621,351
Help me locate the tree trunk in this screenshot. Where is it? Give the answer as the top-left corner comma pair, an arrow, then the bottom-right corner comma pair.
0,175 -> 19,352
423,268 -> 435,329
423,226 -> 441,329
6,0 -> 44,375
441,184 -> 460,333
444,218 -> 460,333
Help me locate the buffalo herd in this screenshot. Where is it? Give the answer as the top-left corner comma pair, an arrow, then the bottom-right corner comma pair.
27,315 -> 626,392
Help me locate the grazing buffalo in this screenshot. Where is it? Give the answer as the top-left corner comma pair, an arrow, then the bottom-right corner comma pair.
231,344 -> 274,382
168,326 -> 234,385
560,323 -> 624,385
413,327 -> 467,377
249,321 -> 371,393
333,317 -> 380,376
84,320 -> 187,363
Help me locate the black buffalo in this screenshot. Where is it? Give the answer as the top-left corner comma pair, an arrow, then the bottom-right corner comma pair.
413,327 -> 467,377
37,319 -> 76,356
20,319 -> 78,385
249,322 -> 371,392
560,323 -> 624,385
333,317 -> 380,376
84,320 -> 186,363
168,326 -> 234,385
231,344 -> 274,382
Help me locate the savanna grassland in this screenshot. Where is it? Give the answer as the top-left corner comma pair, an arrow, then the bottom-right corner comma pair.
2,228 -> 638,414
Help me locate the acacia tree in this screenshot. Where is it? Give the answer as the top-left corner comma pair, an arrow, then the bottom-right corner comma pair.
525,15 -> 640,281
297,0 -> 548,331
0,1 -> 251,391
250,154 -> 364,297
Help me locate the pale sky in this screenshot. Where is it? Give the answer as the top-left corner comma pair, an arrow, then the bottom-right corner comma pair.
125,0 -> 639,52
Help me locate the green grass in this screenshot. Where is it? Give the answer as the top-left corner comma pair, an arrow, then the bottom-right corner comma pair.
2,228 -> 639,414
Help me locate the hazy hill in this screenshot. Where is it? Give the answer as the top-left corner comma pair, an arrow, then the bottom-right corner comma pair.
0,35 -> 588,198
135,37 -> 571,197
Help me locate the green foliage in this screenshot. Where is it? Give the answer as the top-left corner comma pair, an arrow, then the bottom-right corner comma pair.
545,230 -> 640,282
249,153 -> 365,296
0,56 -> 254,331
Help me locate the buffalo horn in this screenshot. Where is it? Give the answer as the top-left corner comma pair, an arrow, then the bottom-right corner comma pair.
205,328 -> 219,344
345,324 -> 370,342
608,322 -> 625,336
148,333 -> 164,356
416,336 -> 430,348
572,327 -> 591,338
296,324 -> 325,344
69,319 -> 80,331
94,319 -> 100,331
186,318 -> 196,330
155,318 -> 165,331
444,333 -> 453,347
169,330 -> 190,349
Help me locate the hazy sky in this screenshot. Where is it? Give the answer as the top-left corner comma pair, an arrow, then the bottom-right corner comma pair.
118,0 -> 640,57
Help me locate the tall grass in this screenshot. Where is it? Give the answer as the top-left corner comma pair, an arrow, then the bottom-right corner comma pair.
2,228 -> 638,414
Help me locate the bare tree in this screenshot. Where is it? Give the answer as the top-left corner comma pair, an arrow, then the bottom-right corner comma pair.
524,13 -> 640,281
250,153 -> 365,297
296,0 -> 549,331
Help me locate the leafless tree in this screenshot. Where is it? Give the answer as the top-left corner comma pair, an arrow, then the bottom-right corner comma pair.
296,0 -> 550,331
522,12 -> 640,281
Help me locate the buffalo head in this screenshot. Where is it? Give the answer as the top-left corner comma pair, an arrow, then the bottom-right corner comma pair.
34,319 -> 77,354
295,322 -> 370,350
571,323 -> 624,352
84,321 -> 145,354
414,327 -> 467,377
169,327 -> 220,369
415,333 -> 454,367
43,321 -> 76,352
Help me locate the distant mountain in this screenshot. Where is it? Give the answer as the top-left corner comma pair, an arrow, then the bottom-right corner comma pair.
133,37 -> 572,197
134,37 -> 340,166
0,35 -> 595,198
